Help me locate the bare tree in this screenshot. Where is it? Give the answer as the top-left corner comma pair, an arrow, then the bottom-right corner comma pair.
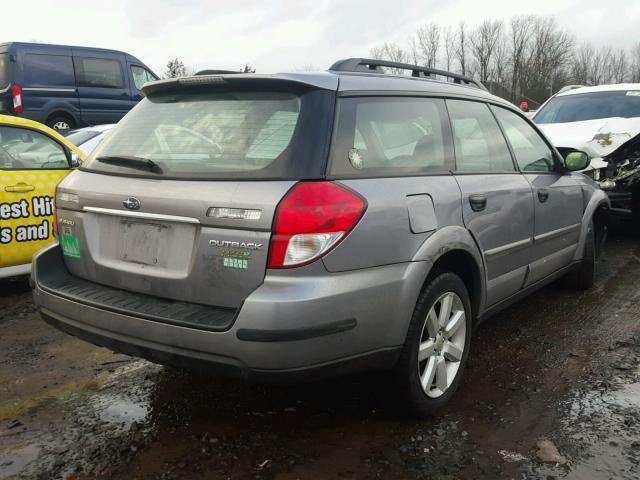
509,15 -> 535,102
571,43 -> 594,84
608,49 -> 628,83
470,20 -> 504,83
412,23 -> 441,68
443,26 -> 456,72
520,17 -> 574,99
370,42 -> 409,74
588,47 -> 610,85
631,43 -> 640,82
455,22 -> 468,76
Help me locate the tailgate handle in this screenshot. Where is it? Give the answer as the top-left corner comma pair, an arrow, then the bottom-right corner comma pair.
469,194 -> 487,212
5,183 -> 35,193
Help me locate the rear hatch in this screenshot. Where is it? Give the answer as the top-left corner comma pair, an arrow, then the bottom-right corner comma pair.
55,74 -> 336,309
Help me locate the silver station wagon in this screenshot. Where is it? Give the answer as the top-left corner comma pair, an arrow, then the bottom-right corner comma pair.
31,59 -> 610,415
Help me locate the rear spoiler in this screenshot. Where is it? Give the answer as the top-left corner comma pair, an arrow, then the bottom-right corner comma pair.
141,73 -> 338,97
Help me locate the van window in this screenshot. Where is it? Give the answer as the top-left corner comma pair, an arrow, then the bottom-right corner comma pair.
447,100 -> 515,172
24,54 -> 75,87
0,126 -> 68,170
75,57 -> 123,88
0,54 -> 8,89
330,97 -> 452,177
131,66 -> 158,90
493,107 -> 556,172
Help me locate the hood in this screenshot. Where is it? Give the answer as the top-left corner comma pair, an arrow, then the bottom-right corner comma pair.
537,117 -> 640,160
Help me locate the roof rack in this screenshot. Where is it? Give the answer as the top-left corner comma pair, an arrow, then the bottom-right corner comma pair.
329,58 -> 486,90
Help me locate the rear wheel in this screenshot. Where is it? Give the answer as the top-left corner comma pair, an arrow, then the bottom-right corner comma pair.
46,113 -> 75,131
564,220 -> 595,290
395,271 -> 472,417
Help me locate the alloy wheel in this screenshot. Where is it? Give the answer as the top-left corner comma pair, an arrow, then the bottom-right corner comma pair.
417,291 -> 466,398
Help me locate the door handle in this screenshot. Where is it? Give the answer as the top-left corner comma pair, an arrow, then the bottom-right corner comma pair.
5,183 -> 35,193
469,194 -> 487,212
538,188 -> 549,203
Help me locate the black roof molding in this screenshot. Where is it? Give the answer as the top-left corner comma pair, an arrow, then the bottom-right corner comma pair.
330,58 -> 486,90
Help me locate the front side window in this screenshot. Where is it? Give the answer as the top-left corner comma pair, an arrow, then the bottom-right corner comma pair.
75,57 -> 124,88
24,54 -> 75,87
330,97 -> 452,176
131,66 -> 158,90
447,100 -> 515,173
493,107 -> 556,172
0,126 -> 68,170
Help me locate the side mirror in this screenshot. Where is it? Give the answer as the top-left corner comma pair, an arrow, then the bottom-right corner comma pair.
564,151 -> 590,171
70,151 -> 81,168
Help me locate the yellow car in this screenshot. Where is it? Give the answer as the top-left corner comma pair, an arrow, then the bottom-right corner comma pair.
0,115 -> 85,278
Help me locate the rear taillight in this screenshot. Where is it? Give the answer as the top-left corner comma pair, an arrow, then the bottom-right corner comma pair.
11,84 -> 23,113
268,181 -> 367,268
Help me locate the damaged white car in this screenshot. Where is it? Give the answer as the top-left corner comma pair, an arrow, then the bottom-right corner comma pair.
534,84 -> 640,220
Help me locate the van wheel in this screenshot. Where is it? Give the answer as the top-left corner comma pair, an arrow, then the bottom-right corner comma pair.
395,271 -> 472,417
46,114 -> 75,131
564,221 -> 595,290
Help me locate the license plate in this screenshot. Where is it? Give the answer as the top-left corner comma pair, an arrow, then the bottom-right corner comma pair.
119,221 -> 165,265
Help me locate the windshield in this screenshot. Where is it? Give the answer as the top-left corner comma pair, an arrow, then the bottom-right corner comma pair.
82,88 -> 333,180
64,130 -> 101,146
534,90 -> 640,124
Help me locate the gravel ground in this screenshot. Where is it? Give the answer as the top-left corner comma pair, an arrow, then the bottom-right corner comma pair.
0,227 -> 639,480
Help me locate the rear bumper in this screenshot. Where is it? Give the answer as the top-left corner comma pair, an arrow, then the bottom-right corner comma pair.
32,244 -> 427,381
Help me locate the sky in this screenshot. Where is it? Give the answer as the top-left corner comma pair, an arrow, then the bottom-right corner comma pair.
6,0 -> 640,76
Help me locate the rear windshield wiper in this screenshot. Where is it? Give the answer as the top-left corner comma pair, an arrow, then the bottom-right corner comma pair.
96,155 -> 163,173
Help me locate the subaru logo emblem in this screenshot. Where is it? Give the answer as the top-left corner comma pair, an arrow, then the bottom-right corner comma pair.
123,197 -> 141,210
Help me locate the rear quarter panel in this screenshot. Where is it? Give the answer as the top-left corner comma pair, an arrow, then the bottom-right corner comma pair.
322,175 -> 464,271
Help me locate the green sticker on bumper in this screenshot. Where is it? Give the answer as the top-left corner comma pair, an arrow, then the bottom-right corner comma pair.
60,233 -> 81,259
223,256 -> 248,269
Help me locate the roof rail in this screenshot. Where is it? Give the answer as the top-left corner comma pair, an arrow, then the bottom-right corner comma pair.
195,69 -> 240,75
557,84 -> 586,94
330,58 -> 486,90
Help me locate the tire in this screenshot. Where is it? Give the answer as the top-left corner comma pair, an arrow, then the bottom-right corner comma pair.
394,271 -> 472,417
564,220 -> 595,290
46,114 -> 75,131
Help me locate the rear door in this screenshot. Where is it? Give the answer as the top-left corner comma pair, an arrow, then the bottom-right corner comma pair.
0,125 -> 71,269
492,106 -> 584,285
73,52 -> 131,124
448,99 -> 534,306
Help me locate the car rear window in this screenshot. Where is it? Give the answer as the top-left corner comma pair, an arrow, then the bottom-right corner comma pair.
329,97 -> 454,177
82,88 -> 333,180
23,54 -> 75,87
534,91 -> 640,124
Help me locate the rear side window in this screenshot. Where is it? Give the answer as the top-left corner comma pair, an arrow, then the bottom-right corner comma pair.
0,54 -> 9,89
131,66 -> 158,90
330,97 -> 452,177
23,54 -> 75,87
82,88 -> 334,180
447,100 -> 515,172
0,126 -> 68,170
75,57 -> 123,88
493,107 -> 556,172
64,129 -> 101,147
